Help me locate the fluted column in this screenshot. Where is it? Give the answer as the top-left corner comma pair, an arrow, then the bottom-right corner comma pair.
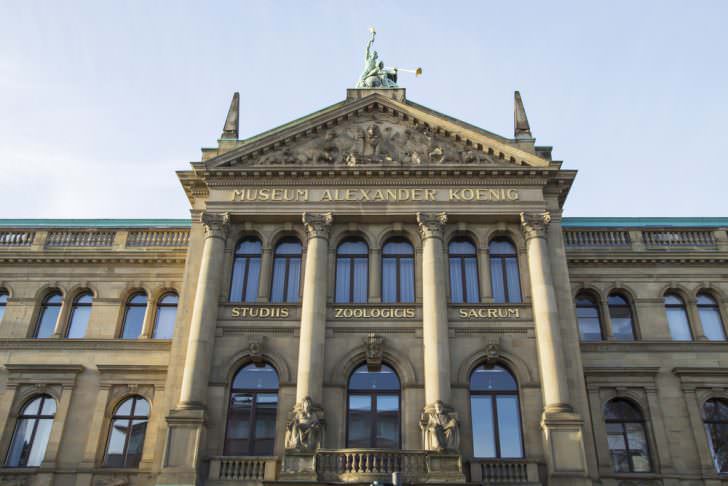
178,212 -> 229,409
295,212 -> 333,404
418,212 -> 452,405
520,211 -> 571,412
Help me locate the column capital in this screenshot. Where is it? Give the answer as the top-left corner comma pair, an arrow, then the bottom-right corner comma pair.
302,212 -> 333,240
201,212 -> 230,240
417,212 -> 448,240
520,211 -> 551,240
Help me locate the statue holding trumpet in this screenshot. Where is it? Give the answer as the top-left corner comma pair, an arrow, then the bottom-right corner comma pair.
355,27 -> 422,89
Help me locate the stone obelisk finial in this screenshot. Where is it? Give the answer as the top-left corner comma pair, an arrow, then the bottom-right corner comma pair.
514,90 -> 533,140
220,92 -> 240,140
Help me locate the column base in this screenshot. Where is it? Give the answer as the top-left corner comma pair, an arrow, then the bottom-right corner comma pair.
279,451 -> 317,481
156,408 -> 206,486
541,410 -> 590,485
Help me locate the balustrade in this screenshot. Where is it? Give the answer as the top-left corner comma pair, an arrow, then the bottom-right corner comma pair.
0,231 -> 35,247
469,459 -> 540,484
45,230 -> 115,247
126,229 -> 190,247
643,230 -> 715,248
563,230 -> 630,248
209,456 -> 277,481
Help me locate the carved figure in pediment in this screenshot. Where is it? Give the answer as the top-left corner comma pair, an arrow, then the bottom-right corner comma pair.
363,124 -> 382,158
460,148 -> 486,164
317,131 -> 340,163
345,152 -> 358,167
429,146 -> 444,163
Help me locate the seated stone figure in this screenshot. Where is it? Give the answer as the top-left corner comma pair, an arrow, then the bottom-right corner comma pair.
284,396 -> 323,451
419,400 -> 460,452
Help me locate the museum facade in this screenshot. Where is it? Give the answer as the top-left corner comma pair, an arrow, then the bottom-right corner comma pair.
1,87 -> 728,486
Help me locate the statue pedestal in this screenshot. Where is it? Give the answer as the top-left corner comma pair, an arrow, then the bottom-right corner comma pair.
426,453 -> 466,483
279,451 -> 317,481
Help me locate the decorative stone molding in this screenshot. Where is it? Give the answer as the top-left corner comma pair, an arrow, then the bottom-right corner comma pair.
520,211 -> 551,240
365,333 -> 383,371
484,338 -> 500,366
302,212 -> 333,240
248,336 -> 265,366
284,396 -> 324,451
201,212 -> 231,240
416,212 -> 448,240
419,400 -> 460,452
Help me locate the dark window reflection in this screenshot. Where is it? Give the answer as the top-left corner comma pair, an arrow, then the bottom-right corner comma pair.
103,396 -> 149,468
224,363 -> 279,456
470,364 -> 523,458
335,239 -> 369,303
230,238 -> 262,303
576,293 -> 602,341
6,395 -> 56,467
703,398 -> 728,473
449,238 -> 479,303
382,239 -> 414,303
270,238 -> 302,303
489,239 -> 521,304
347,364 -> 400,449
607,294 -> 636,340
604,399 -> 651,473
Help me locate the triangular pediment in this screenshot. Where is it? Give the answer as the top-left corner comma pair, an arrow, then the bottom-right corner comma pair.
206,92 -> 549,169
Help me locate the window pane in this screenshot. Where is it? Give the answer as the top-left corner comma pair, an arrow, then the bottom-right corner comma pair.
338,240 -> 367,254
383,240 -> 413,255
128,294 -> 147,305
66,305 -> 91,338
245,257 -> 261,302
375,412 -> 399,449
225,393 -> 252,455
449,257 -> 464,303
471,396 -> 495,458
666,307 -> 692,341
450,239 -> 476,255
6,419 -> 35,466
125,419 -> 147,467
121,306 -> 145,339
270,258 -> 287,303
276,240 -> 301,255
496,396 -> 523,458
464,257 -> 479,303
353,257 -> 368,303
237,239 -> 262,255
335,258 -> 352,303
604,399 -> 643,421
399,258 -> 415,303
609,300 -> 635,340
24,397 -> 42,415
504,257 -> 521,303
470,365 -> 518,392
104,419 -> 129,467
349,365 -> 400,390
706,423 -> 728,473
133,398 -> 150,417
26,418 -> 52,467
36,305 -> 60,338
377,395 -> 399,412
40,398 -> 56,415
704,399 -> 728,421
253,394 -> 278,455
700,307 -> 726,341
382,258 -> 397,303
577,299 -> 602,341
625,423 -> 650,472
152,306 -> 177,339
490,258 -> 505,304
606,422 -> 629,472
233,364 -> 279,389
229,258 -> 247,302
116,398 -> 133,416
347,395 -> 372,448
489,239 -> 515,255
286,258 -> 301,303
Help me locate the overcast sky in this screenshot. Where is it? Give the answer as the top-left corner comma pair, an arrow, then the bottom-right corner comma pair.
1,1 -> 726,219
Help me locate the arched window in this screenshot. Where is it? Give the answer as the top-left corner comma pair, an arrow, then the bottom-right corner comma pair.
34,292 -> 62,338
576,293 -> 603,341
382,238 -> 415,303
224,363 -> 279,456
152,293 -> 178,339
489,238 -> 521,304
5,395 -> 56,467
449,238 -> 479,303
121,292 -> 147,339
0,289 -> 8,324
698,293 -> 726,341
664,293 -> 692,341
270,238 -> 302,303
470,364 -> 523,458
335,239 -> 369,303
230,238 -> 262,303
347,364 -> 400,449
66,291 -> 93,338
604,399 -> 651,472
103,396 -> 149,468
607,293 -> 636,340
703,398 -> 728,473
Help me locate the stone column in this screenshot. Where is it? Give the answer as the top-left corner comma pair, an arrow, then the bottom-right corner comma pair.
257,247 -> 273,302
520,212 -> 571,412
369,248 -> 382,303
178,212 -> 230,408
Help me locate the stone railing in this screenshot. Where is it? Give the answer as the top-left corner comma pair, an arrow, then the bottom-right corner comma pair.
642,230 -> 716,248
468,459 -> 540,484
0,231 -> 35,247
208,456 -> 278,481
563,230 -> 630,248
126,229 -> 190,247
46,230 -> 115,247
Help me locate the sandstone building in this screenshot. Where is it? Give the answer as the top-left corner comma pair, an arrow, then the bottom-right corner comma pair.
1,87 -> 727,486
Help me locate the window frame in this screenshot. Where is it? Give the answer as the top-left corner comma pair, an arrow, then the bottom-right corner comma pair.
120,292 -> 148,339
448,238 -> 480,304
664,292 -> 694,341
34,291 -> 63,338
4,394 -> 56,468
152,292 -> 178,339
223,363 -> 280,456
469,364 -> 524,459
102,395 -> 150,468
0,289 -> 8,324
575,292 -> 604,341
65,291 -> 93,338
607,293 -> 637,341
603,398 -> 652,473
488,238 -> 522,304
381,238 -> 415,304
335,238 -> 369,304
702,397 -> 728,473
697,293 -> 727,341
229,238 -> 263,303
270,237 -> 302,304
345,363 -> 401,450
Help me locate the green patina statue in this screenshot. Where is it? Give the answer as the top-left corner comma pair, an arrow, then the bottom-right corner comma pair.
355,27 -> 399,89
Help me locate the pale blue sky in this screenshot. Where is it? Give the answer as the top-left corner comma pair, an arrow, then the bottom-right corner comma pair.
1,1 -> 726,218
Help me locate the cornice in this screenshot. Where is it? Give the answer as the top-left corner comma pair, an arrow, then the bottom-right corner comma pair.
0,339 -> 172,351
581,341 -> 728,352
672,367 -> 728,377
583,366 -> 660,377
567,256 -> 728,265
0,254 -> 187,265
4,364 -> 85,374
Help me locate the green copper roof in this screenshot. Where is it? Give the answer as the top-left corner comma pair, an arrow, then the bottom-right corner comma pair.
0,219 -> 191,228
0,217 -> 726,229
